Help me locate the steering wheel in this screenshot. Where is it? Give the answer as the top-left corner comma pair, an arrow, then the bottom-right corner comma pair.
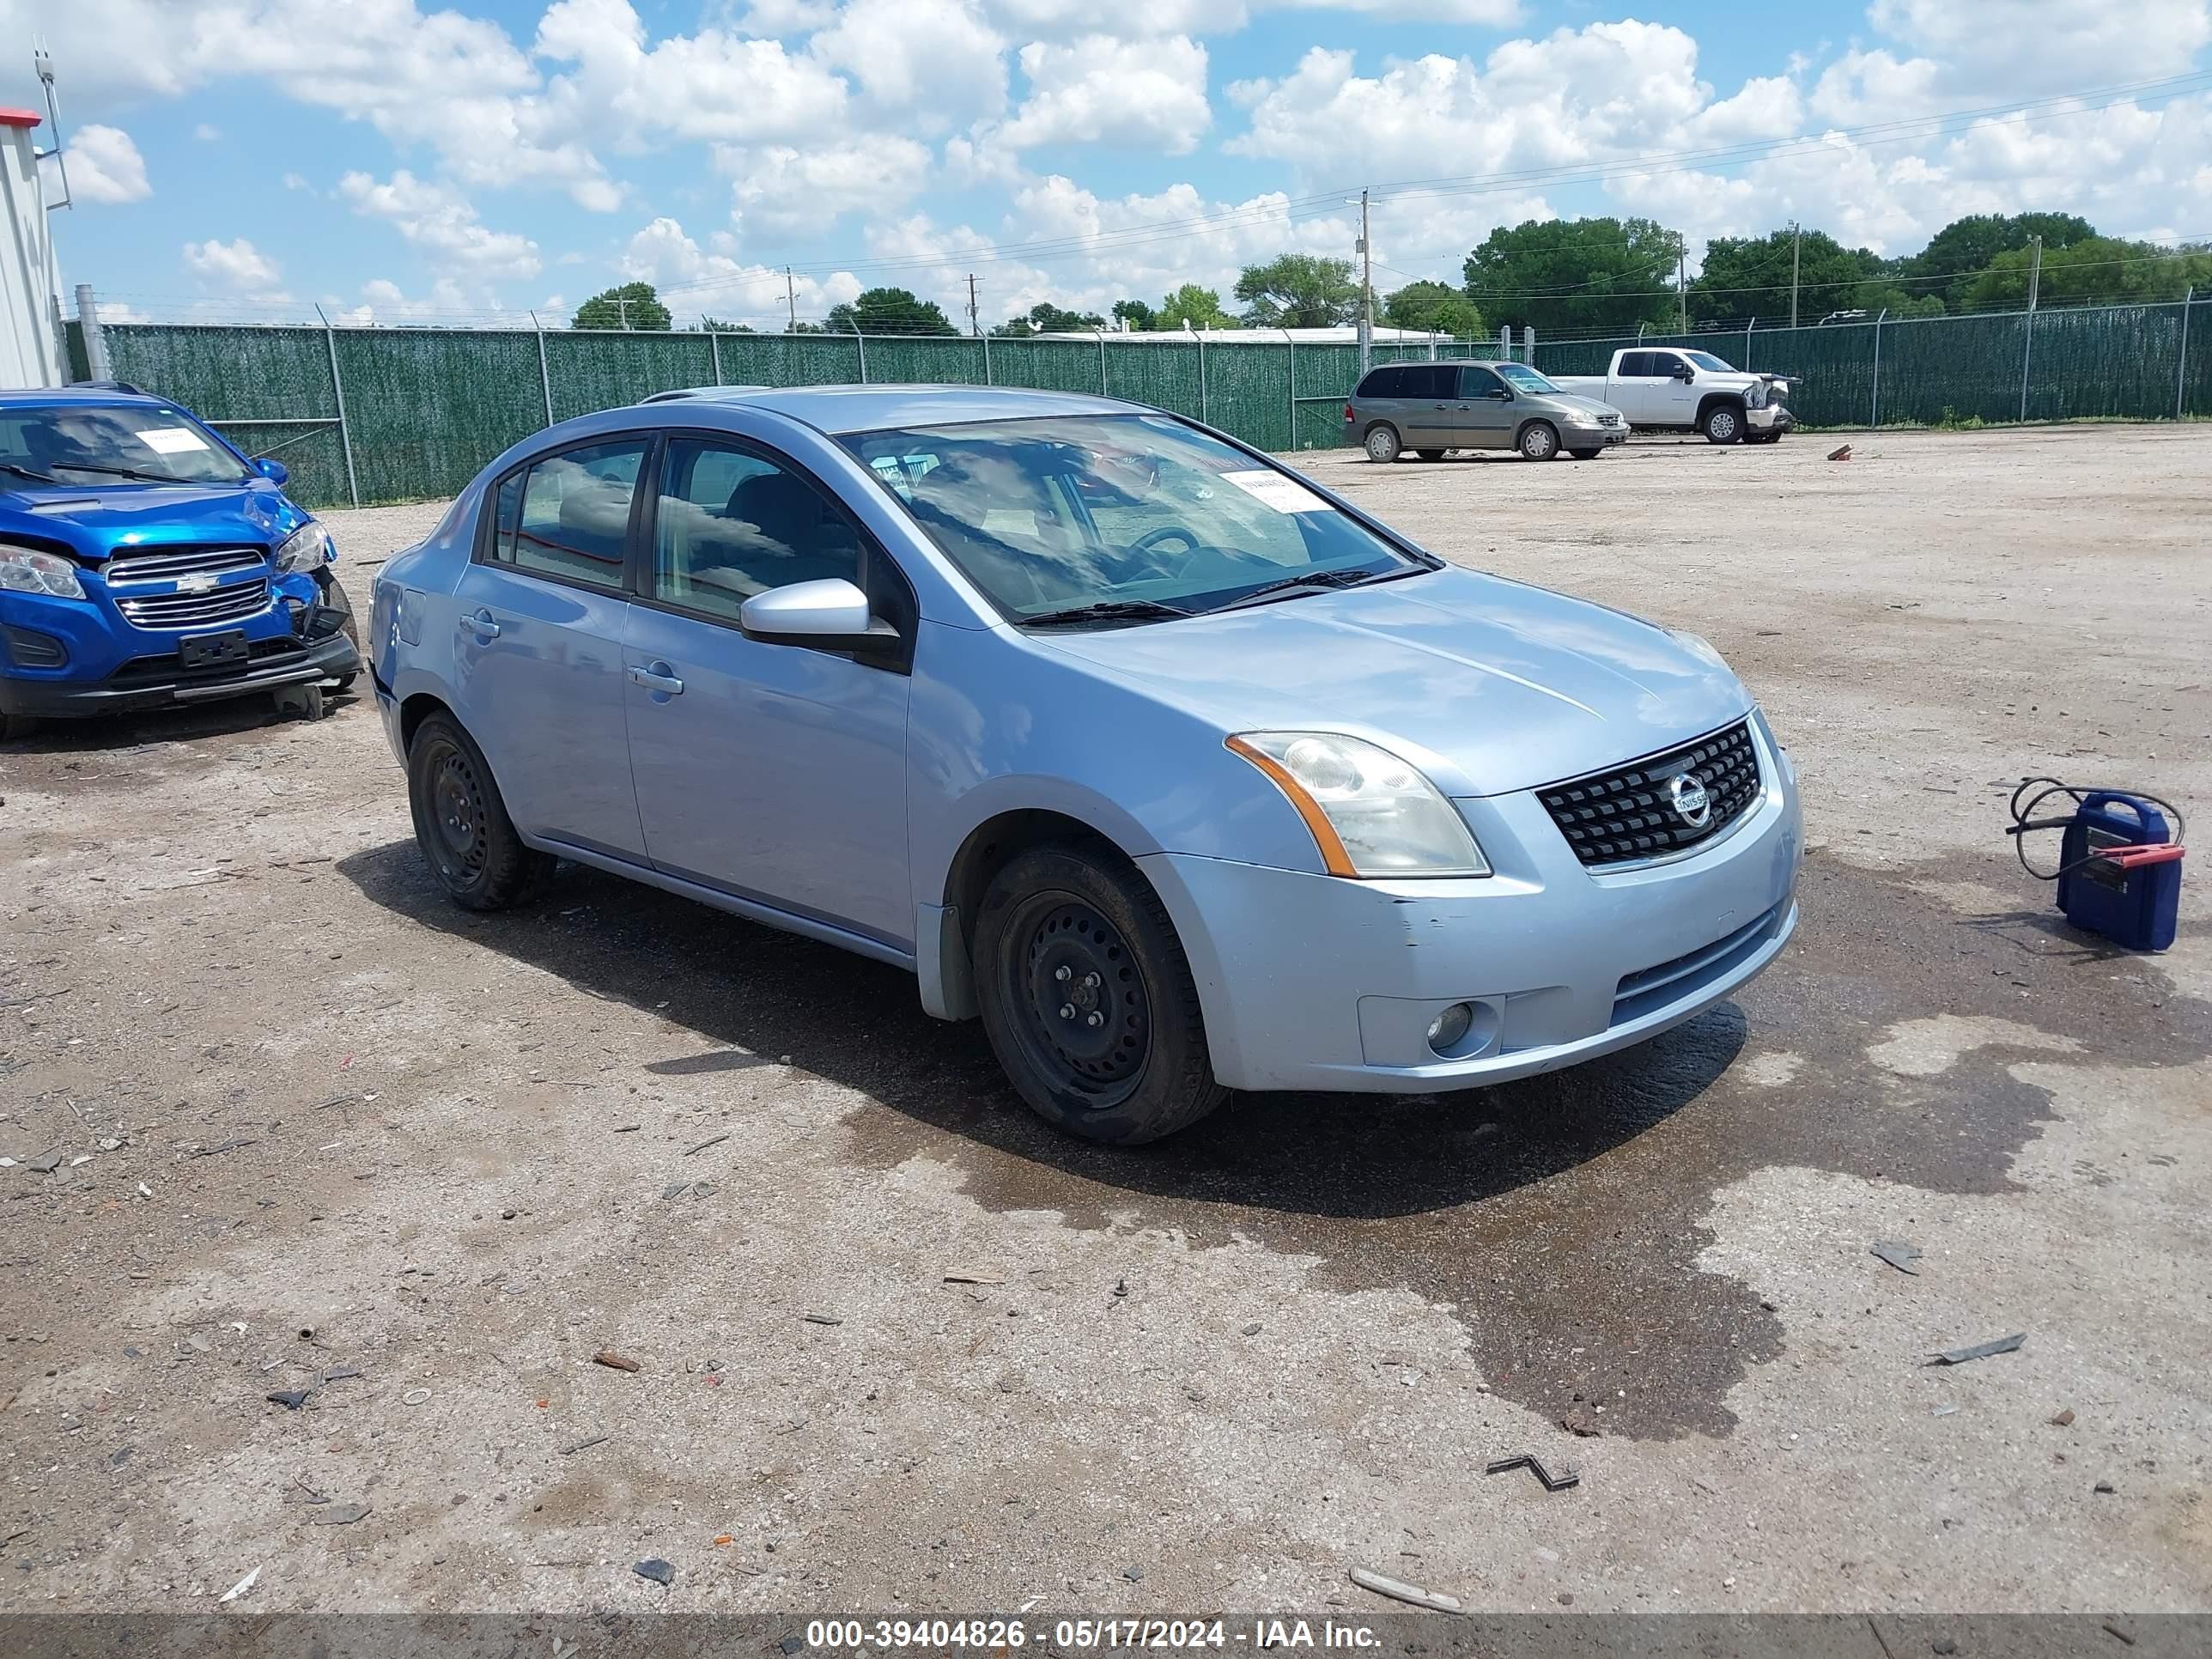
1131,524 -> 1205,560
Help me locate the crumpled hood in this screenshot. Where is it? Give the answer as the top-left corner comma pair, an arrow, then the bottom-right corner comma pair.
0,480 -> 302,560
1036,566 -> 1752,797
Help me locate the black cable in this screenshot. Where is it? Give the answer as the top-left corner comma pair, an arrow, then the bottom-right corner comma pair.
2005,776 -> 2187,881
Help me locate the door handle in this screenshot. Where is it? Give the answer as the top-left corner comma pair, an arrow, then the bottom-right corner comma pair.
465,608 -> 501,641
627,661 -> 684,696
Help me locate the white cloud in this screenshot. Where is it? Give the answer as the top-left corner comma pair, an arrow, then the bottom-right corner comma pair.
811,0 -> 1007,123
995,36 -> 1212,155
716,138 -> 935,239
1868,0 -> 2212,92
183,236 -> 281,288
342,275 -> 474,325
616,216 -> 861,325
193,122 -> 220,141
338,170 -> 544,279
65,125 -> 152,204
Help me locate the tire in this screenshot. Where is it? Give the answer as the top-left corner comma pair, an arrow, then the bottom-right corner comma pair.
974,845 -> 1225,1146
324,572 -> 360,690
1413,448 -> 1446,462
1364,424 -> 1401,464
1701,403 -> 1745,445
1568,448 -> 1602,460
0,710 -> 29,744
1517,422 -> 1559,461
405,712 -> 554,910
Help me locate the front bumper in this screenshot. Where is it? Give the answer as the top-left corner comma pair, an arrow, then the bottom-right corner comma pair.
0,628 -> 359,720
1139,718 -> 1802,1094
1749,404 -> 1796,433
1565,422 -> 1631,447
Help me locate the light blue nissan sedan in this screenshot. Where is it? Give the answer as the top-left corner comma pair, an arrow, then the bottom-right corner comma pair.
370,386 -> 1800,1143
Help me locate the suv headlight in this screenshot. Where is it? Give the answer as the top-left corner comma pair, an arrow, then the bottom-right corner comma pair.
0,544 -> 86,599
1745,380 -> 1768,409
1228,731 -> 1490,878
275,521 -> 332,574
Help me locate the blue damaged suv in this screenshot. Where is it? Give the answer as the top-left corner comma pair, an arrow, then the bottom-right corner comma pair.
0,385 -> 362,740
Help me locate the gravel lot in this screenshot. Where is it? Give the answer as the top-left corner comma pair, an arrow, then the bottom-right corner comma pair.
3,423 -> 2209,1617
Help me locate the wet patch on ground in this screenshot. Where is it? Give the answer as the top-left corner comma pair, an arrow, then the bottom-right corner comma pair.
341,845 -> 2212,1442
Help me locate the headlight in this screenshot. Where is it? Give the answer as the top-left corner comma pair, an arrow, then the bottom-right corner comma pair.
275,521 -> 332,574
0,544 -> 86,599
1745,381 -> 1767,409
1227,731 -> 1490,878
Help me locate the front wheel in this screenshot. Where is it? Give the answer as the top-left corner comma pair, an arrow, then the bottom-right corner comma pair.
0,710 -> 30,744
1568,447 -> 1602,460
974,846 -> 1225,1145
320,571 -> 360,690
1517,422 -> 1559,461
1413,448 -> 1447,463
1702,404 -> 1745,444
406,712 -> 555,910
1364,425 -> 1401,464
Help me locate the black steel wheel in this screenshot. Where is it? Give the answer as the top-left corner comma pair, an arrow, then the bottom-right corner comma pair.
975,846 -> 1224,1144
406,712 -> 553,910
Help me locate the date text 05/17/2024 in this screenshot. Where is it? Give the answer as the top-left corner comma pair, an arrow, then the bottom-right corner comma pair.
803,1619 -> 1383,1650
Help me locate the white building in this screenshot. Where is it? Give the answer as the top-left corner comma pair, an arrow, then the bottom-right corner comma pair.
0,103 -> 64,388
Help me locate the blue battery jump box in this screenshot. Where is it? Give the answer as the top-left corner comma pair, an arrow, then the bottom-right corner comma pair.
2056,793 -> 2182,952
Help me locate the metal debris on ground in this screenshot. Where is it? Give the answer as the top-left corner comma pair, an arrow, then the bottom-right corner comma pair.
1113,1279 -> 1130,1299
401,1388 -> 431,1406
264,1389 -> 313,1410
2051,1408 -> 2075,1426
312,1503 -> 371,1526
634,1558 -> 676,1586
943,1271 -> 1004,1285
1931,1404 -> 1959,1417
660,1182 -> 688,1200
1349,1566 -> 1464,1614
1484,1454 -> 1581,1492
562,1435 -> 610,1455
1827,444 -> 1853,461
217,1565 -> 261,1604
801,1313 -> 843,1326
2103,1620 -> 2137,1645
684,1133 -> 730,1157
592,1352 -> 641,1372
1927,1332 -> 2027,1365
321,1366 -> 361,1382
2094,1480 -> 2117,1494
1870,1239 -> 1923,1275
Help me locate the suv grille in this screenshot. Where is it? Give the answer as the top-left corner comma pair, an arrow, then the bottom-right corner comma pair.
116,580 -> 272,629
103,546 -> 268,585
1540,720 -> 1761,867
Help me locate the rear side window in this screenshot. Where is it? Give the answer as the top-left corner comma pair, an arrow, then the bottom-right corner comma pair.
1356,367 -> 1402,398
1618,351 -> 1654,377
490,438 -> 650,590
1398,365 -> 1454,398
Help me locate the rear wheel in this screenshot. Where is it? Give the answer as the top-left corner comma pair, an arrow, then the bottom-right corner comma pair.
1517,422 -> 1559,461
406,712 -> 554,910
1702,403 -> 1745,444
1413,448 -> 1447,462
1364,425 -> 1401,464
974,846 -> 1224,1145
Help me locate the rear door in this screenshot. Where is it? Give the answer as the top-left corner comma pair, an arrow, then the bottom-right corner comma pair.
449,435 -> 650,860
1398,363 -> 1457,448
1454,365 -> 1516,447
621,434 -> 915,949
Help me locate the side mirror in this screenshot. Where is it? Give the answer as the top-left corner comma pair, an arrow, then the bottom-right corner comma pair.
739,577 -> 896,647
254,456 -> 290,485
1674,364 -> 1694,383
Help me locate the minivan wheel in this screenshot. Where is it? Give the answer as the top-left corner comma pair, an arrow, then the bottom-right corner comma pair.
1702,404 -> 1743,444
1413,448 -> 1446,462
1568,447 -> 1603,460
406,712 -> 554,910
974,846 -> 1225,1145
1364,425 -> 1401,464
1518,422 -> 1559,460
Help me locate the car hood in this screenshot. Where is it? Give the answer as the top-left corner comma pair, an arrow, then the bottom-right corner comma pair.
1036,566 -> 1751,797
1550,392 -> 1624,420
0,479 -> 303,559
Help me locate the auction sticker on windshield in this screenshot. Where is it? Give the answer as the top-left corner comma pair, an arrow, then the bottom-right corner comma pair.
1218,469 -> 1329,514
134,427 -> 212,455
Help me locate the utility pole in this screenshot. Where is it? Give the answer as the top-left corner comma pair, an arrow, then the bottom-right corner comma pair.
2019,234 -> 2045,422
2026,234 -> 2044,313
1358,187 -> 1373,375
785,266 -> 797,332
1790,222 -> 1802,330
1678,248 -> 1687,334
967,272 -> 981,338
617,292 -> 629,331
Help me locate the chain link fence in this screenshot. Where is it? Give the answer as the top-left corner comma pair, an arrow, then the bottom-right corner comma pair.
63,298 -> 2209,510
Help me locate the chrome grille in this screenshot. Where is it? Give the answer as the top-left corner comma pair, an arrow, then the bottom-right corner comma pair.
102,545 -> 268,585
116,579 -> 273,629
1598,413 -> 1624,428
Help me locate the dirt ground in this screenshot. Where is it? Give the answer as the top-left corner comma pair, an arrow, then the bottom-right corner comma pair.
3,423 -> 2209,1618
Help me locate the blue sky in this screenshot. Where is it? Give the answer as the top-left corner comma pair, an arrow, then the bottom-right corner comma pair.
13,1 -> 2212,330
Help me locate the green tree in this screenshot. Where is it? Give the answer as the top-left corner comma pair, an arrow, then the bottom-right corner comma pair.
572,282 -> 672,331
1382,279 -> 1484,337
1462,216 -> 1684,336
823,287 -> 959,335
992,301 -> 1106,337
693,316 -> 753,332
1111,298 -> 1155,331
1965,235 -> 2212,309
1152,283 -> 1234,331
1234,253 -> 1360,327
1905,212 -> 2097,307
1689,228 -> 1885,323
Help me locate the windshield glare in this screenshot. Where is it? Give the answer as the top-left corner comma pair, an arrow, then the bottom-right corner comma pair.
0,404 -> 247,486
1495,363 -> 1559,394
1683,350 -> 1735,372
842,414 -> 1420,623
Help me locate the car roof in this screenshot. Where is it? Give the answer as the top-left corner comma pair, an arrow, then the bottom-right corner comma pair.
633,382 -> 1143,434
0,384 -> 168,410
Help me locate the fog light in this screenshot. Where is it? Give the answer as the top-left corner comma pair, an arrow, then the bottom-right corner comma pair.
1425,1002 -> 1474,1054
3,623 -> 67,667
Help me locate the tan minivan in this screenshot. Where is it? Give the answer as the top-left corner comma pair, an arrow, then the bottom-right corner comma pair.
1344,359 -> 1630,463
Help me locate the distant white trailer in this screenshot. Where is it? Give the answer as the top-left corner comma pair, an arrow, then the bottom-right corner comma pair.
0,104 -> 64,389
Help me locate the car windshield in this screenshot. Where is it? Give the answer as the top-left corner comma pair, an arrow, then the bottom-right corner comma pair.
841,413 -> 1426,624
1683,351 -> 1735,372
0,403 -> 247,486
1495,363 -> 1561,394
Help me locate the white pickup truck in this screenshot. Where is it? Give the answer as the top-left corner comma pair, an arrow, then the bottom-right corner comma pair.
1551,347 -> 1795,445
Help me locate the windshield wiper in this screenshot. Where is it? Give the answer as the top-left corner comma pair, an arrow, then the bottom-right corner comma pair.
1209,566 -> 1402,613
0,462 -> 60,485
1021,598 -> 1194,628
49,460 -> 212,484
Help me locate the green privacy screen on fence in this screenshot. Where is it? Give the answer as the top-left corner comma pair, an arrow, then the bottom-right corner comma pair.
75,297 -> 2211,510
